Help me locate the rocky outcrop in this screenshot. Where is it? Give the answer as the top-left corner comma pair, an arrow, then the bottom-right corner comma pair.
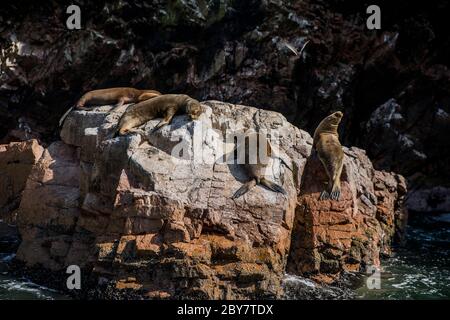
0,139 -> 44,222
287,151 -> 407,282
12,101 -> 406,299
406,187 -> 450,213
16,141 -> 81,270
0,140 -> 41,261
1,1 -> 448,201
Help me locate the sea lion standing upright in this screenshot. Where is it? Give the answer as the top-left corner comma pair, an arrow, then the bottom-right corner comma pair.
313,111 -> 344,201
117,94 -> 204,136
59,87 -> 161,126
232,132 -> 288,199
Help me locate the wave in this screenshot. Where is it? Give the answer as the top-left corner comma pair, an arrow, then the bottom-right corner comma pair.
0,275 -> 65,300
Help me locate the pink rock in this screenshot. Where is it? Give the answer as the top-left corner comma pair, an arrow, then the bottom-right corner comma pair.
14,101 -> 407,298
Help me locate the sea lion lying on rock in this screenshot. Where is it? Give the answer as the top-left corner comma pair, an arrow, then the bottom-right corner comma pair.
76,87 -> 161,111
116,94 -> 204,136
59,87 -> 161,126
313,111 -> 344,201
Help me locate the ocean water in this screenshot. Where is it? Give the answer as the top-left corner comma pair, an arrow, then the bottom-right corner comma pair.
0,274 -> 69,300
354,212 -> 450,299
284,212 -> 450,300
0,254 -> 68,300
1,213 -> 449,300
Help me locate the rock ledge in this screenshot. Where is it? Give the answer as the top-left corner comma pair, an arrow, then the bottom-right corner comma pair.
6,101 -> 407,299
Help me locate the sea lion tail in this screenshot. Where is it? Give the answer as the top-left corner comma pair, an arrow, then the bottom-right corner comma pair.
232,179 -> 257,199
260,178 -> 287,195
58,106 -> 75,127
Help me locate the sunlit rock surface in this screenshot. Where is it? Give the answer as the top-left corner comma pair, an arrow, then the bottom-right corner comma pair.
14,101 -> 406,298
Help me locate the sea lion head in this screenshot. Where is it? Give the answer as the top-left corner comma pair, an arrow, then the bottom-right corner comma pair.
186,99 -> 204,120
330,111 -> 343,122
324,111 -> 343,127
315,111 -> 344,135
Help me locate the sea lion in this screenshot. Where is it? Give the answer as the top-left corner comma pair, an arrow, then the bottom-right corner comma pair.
313,111 -> 344,201
76,87 -> 161,111
59,87 -> 161,126
232,132 -> 288,199
117,94 -> 204,136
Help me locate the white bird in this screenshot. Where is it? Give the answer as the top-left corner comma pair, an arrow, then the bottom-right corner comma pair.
282,40 -> 310,58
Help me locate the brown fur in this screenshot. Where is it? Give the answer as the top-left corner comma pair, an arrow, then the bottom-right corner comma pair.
313,111 -> 344,201
232,132 -> 287,199
76,87 -> 161,111
59,88 -> 161,127
117,94 -> 203,135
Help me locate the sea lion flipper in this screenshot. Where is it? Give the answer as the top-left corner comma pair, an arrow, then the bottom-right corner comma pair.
151,120 -> 168,133
137,92 -> 160,102
330,190 -> 340,201
320,190 -> 330,200
232,180 -> 257,199
151,106 -> 177,133
260,178 -> 287,195
231,186 -> 248,199
110,98 -> 126,112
